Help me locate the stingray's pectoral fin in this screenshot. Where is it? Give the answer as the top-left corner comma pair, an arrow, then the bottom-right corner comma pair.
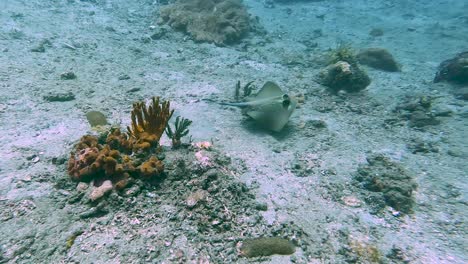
246,109 -> 290,132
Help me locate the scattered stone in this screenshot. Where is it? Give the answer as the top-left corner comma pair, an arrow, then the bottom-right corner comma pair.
305,119 -> 327,129
432,105 -> 453,117
150,26 -> 168,40
347,239 -> 382,263
67,192 -> 85,204
127,87 -> 141,93
395,96 -> 441,127
254,202 -> 268,211
434,51 -> 468,84
240,237 -> 295,257
186,190 -> 209,208
85,111 -> 108,127
386,246 -> 411,263
409,110 -> 441,127
66,230 -> 84,249
9,28 -> 25,39
30,39 -> 52,52
407,138 -> 439,154
318,61 -> 371,93
105,26 -> 116,32
89,180 -> 113,201
369,28 -> 384,37
453,87 -> 468,100
79,203 -> 109,219
43,91 -> 75,102
118,74 -> 130,80
76,182 -> 89,192
341,196 -> 362,207
51,156 -> 67,165
447,148 -> 468,158
60,71 -> 77,80
357,48 -> 400,72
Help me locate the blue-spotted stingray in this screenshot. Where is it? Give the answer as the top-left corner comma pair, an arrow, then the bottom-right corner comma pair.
222,81 -> 297,132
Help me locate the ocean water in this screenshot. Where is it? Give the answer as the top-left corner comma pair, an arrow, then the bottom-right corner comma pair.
0,0 -> 466,263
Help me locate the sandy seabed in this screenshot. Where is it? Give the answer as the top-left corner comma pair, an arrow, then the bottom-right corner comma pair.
0,0 -> 466,263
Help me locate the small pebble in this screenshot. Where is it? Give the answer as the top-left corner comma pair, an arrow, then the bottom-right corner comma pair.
60,71 -> 77,80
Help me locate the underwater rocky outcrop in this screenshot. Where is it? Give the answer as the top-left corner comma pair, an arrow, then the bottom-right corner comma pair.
434,51 -> 468,84
158,0 -> 251,45
318,61 -> 371,93
317,46 -> 371,93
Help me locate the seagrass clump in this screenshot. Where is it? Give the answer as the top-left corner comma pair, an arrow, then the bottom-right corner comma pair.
166,116 -> 192,148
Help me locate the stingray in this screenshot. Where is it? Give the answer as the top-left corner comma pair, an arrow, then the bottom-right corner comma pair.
221,81 -> 297,132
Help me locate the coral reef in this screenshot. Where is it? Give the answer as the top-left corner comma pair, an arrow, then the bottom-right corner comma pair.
67,134 -> 134,183
165,116 -> 192,148
158,0 -> 251,45
357,48 -> 400,72
353,154 -> 417,214
434,51 -> 468,84
68,97 -> 174,190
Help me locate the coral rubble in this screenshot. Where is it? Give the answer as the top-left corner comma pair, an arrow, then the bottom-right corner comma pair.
158,0 -> 251,45
353,154 -> 417,214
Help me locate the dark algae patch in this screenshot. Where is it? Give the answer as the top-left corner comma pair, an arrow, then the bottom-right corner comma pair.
240,237 -> 295,257
353,154 -> 417,214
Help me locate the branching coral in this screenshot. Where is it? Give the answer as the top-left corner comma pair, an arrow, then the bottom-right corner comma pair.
68,97 -> 175,187
127,97 -> 174,151
165,116 -> 192,148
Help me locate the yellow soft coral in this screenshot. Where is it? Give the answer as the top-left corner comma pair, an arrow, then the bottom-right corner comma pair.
127,97 -> 174,150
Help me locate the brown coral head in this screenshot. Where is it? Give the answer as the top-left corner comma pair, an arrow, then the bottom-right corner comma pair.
67,147 -> 100,181
139,156 -> 165,179
127,97 -> 174,149
75,135 -> 99,150
106,128 -> 133,153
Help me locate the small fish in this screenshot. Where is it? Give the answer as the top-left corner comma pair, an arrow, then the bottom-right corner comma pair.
221,81 -> 297,132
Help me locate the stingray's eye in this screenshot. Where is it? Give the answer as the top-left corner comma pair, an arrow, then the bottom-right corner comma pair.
282,94 -> 290,100
282,98 -> 290,108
